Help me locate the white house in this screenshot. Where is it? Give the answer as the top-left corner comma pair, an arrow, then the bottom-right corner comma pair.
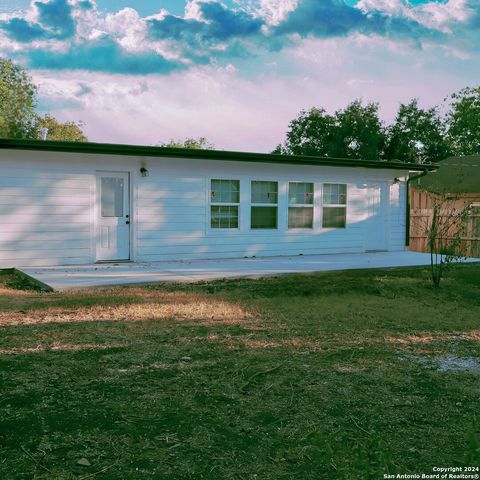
0,139 -> 436,268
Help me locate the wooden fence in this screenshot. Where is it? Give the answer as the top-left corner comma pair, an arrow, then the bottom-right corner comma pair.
409,188 -> 480,258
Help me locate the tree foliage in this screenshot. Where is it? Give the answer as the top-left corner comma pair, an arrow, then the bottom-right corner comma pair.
279,107 -> 335,156
159,137 -> 215,150
276,86 -> 480,162
0,58 -> 37,138
447,86 -> 480,156
279,102 -> 385,160
385,99 -> 450,164
36,114 -> 88,142
331,100 -> 385,160
0,57 -> 87,141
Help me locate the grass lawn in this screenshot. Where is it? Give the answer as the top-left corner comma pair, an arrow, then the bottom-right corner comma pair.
0,264 -> 479,479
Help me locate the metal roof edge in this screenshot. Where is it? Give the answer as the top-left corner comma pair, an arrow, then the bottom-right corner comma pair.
0,138 -> 438,172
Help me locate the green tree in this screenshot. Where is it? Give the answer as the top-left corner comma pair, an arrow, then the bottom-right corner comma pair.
331,100 -> 386,160
385,99 -> 450,164
275,101 -> 386,160
446,86 -> 480,156
0,58 -> 37,138
277,107 -> 336,156
0,57 -> 87,141
35,114 -> 88,142
159,137 -> 215,149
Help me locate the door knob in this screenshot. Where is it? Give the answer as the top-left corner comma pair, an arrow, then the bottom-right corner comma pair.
126,221 -> 130,225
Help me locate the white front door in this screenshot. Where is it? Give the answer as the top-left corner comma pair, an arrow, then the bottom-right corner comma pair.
365,182 -> 389,251
96,172 -> 130,261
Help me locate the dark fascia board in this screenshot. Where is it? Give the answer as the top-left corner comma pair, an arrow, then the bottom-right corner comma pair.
0,138 -> 438,172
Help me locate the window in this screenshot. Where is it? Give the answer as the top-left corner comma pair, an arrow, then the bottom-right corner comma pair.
288,182 -> 314,228
210,179 -> 239,229
101,177 -> 124,217
322,183 -> 347,228
251,181 -> 278,229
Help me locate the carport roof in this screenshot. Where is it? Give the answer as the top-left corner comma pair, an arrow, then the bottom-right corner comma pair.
0,138 -> 438,172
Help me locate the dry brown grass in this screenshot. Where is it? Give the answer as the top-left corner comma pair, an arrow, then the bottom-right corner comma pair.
0,290 -> 253,327
176,332 -> 323,350
382,331 -> 480,345
0,287 -> 32,296
0,342 -> 126,355
0,301 -> 250,326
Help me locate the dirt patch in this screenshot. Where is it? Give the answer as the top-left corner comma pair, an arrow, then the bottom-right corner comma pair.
421,355 -> 480,373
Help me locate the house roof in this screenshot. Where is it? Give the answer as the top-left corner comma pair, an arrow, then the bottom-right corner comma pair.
0,138 -> 438,172
415,156 -> 480,193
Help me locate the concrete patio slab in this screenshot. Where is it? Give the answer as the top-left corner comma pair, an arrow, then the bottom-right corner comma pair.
19,251 -> 480,291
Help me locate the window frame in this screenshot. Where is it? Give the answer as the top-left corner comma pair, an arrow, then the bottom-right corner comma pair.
209,178 -> 240,230
322,183 -> 347,229
287,181 -> 314,230
250,180 -> 279,230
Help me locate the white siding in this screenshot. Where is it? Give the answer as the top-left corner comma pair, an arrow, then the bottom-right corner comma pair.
133,158 -> 407,262
0,150 -> 136,267
0,158 -> 93,266
0,149 -> 408,267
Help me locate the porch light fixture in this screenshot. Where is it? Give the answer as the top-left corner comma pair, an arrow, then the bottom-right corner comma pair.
140,161 -> 149,177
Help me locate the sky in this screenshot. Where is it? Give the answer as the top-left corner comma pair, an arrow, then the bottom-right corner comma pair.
0,0 -> 478,152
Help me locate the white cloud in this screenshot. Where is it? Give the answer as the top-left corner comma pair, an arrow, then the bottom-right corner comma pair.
104,8 -> 147,52
184,0 -> 211,21
418,0 -> 473,32
357,0 -> 475,33
356,0 -> 412,18
256,0 -> 299,25
30,32 -> 480,152
71,0 -> 106,41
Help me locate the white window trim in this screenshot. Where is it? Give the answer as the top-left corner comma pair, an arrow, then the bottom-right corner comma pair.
250,179 -> 279,230
321,183 -> 348,229
209,178 -> 240,230
287,181 -> 315,230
